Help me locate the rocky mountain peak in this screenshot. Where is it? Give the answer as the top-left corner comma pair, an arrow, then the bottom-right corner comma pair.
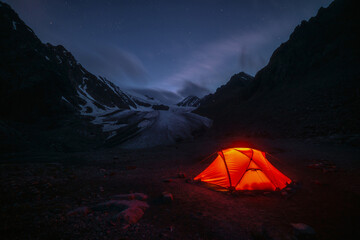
177,96 -> 201,107
196,0 -> 360,138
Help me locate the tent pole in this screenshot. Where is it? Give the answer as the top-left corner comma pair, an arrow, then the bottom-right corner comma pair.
234,149 -> 254,189
219,151 -> 232,188
199,152 -> 217,163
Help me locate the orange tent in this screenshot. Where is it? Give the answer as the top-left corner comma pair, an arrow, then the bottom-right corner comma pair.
194,148 -> 291,191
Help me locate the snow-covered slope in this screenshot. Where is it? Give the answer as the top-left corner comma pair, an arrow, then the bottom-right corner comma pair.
177,96 -> 201,107
103,107 -> 212,149
68,78 -> 212,148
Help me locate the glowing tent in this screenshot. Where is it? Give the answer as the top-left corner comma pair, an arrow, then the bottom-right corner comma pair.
194,148 -> 291,191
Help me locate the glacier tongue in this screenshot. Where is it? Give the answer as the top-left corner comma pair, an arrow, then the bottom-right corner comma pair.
120,107 -> 212,149
74,76 -> 212,148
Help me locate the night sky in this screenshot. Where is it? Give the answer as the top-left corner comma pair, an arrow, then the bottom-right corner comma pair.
6,0 -> 332,102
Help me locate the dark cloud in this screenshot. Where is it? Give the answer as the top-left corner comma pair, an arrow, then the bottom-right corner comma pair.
76,45 -> 148,87
177,81 -> 210,98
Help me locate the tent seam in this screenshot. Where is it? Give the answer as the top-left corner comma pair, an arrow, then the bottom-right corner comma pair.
234,149 -> 254,189
220,151 -> 232,188
256,170 -> 276,190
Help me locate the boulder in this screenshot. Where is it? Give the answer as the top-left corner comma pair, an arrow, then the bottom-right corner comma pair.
118,206 -> 145,224
177,172 -> 186,178
291,223 -> 316,239
162,192 -> 173,203
67,206 -> 91,216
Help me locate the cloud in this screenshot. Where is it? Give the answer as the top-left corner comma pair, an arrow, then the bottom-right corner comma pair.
159,21 -> 294,95
128,88 -> 182,104
76,45 -> 148,87
165,32 -> 264,91
177,80 -> 210,98
239,46 -> 267,73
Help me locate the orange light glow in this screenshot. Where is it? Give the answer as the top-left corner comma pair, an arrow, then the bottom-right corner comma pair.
194,148 -> 291,191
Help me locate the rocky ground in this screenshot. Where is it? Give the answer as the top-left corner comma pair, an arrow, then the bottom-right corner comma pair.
1,136 -> 359,240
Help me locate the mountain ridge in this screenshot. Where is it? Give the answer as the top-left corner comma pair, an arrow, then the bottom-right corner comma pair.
0,1 -> 212,152
196,0 -> 360,140
195,72 -> 254,119
177,96 -> 201,107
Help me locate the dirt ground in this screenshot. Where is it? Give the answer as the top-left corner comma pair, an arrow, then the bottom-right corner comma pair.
1,136 -> 359,240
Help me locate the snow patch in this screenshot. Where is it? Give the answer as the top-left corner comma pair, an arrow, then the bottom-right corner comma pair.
138,119 -> 152,128
78,85 -> 96,102
45,56 -> 50,61
126,89 -> 162,106
177,96 -> 200,107
26,27 -> 34,33
12,21 -> 16,30
100,78 -> 133,105
102,122 -> 127,132
77,89 -> 109,116
56,55 -> 62,63
61,96 -> 71,104
76,86 -> 131,134
106,131 -> 117,140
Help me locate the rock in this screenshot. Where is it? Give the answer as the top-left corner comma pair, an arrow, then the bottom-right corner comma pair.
113,193 -> 148,201
126,165 -> 137,170
123,200 -> 149,211
311,180 -> 327,186
177,96 -> 201,107
251,225 -> 272,240
162,192 -> 173,203
307,163 -> 321,169
152,104 -> 169,111
112,200 -> 149,225
185,178 -> 193,183
67,206 -> 91,216
177,172 -> 186,178
93,200 -> 128,212
322,167 -> 337,173
118,206 -> 145,224
291,223 -> 316,239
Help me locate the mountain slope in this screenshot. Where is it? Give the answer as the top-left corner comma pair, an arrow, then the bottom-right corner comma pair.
196,0 -> 360,140
0,1 -> 138,122
104,107 -> 212,148
195,72 -> 254,119
177,96 -> 201,107
0,1 -> 212,151
0,1 -> 140,151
